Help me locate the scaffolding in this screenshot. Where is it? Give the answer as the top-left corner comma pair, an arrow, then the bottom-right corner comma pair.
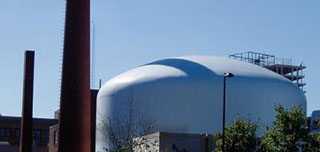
229,51 -> 306,92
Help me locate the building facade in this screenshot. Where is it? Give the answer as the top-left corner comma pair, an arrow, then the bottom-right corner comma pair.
49,124 -> 58,152
0,116 -> 57,152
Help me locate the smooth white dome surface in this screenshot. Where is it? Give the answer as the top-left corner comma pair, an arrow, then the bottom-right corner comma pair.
96,56 -> 306,151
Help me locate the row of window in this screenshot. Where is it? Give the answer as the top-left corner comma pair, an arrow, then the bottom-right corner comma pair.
0,128 -> 11,137
0,127 -> 49,140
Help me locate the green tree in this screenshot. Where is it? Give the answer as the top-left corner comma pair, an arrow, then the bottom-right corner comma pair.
301,133 -> 320,152
213,117 -> 259,152
258,104 -> 320,152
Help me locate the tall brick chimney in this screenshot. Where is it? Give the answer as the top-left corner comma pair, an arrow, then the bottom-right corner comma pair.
58,0 -> 91,151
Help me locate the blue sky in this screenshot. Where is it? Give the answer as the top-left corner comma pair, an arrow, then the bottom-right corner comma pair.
0,0 -> 319,118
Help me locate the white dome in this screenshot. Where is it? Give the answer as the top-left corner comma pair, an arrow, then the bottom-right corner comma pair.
96,56 -> 306,151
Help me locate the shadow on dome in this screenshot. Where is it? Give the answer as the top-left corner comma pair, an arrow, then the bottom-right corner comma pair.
145,58 -> 218,78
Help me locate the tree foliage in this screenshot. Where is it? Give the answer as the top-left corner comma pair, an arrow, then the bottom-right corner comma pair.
101,92 -> 154,152
214,104 -> 320,152
213,117 -> 260,152
258,104 -> 320,152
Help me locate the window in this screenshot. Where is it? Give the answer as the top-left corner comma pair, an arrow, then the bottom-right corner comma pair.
45,130 -> 49,141
0,128 -> 11,137
15,128 -> 20,137
0,128 -> 4,137
32,129 -> 41,139
54,131 -> 58,146
5,128 -> 10,137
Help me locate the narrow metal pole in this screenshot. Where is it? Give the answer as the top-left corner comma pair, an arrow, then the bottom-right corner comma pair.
222,76 -> 226,152
19,50 -> 35,152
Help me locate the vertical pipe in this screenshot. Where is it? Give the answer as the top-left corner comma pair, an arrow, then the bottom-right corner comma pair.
19,50 -> 35,152
205,134 -> 208,152
91,89 -> 98,152
99,79 -> 102,89
58,0 -> 91,151
222,76 -> 226,152
221,73 -> 234,152
297,69 -> 299,87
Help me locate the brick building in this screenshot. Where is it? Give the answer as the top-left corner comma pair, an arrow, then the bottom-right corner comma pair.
0,115 -> 58,152
48,124 -> 58,152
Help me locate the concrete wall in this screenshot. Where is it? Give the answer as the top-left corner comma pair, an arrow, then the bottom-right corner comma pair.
133,132 -> 215,152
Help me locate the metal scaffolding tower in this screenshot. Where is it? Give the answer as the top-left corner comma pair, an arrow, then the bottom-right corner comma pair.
229,51 -> 306,92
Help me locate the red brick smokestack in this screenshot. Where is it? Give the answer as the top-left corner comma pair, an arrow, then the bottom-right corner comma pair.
19,50 -> 35,152
58,0 -> 91,151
